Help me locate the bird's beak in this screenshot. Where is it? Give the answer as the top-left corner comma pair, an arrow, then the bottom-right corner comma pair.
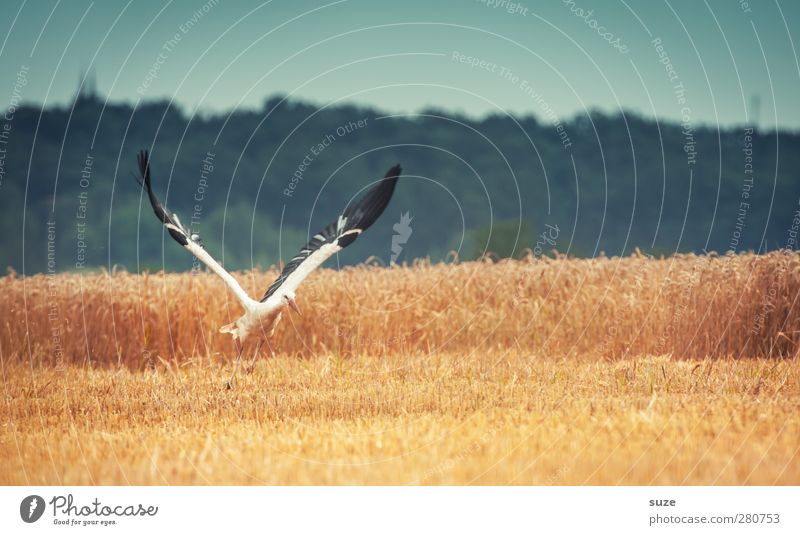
288,297 -> 302,316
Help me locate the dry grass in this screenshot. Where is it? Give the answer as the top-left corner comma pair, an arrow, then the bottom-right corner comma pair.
1,252 -> 799,484
3,251 -> 800,366
2,354 -> 798,485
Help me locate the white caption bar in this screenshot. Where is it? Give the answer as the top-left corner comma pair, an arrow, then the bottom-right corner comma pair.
2,486 -> 798,534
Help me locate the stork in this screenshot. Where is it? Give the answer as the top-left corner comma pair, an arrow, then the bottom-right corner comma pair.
135,150 -> 401,388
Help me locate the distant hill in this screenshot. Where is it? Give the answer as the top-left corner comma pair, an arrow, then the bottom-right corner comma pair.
2,93 -> 798,274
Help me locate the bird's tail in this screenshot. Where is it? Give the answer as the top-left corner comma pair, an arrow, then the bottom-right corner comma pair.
219,321 -> 239,339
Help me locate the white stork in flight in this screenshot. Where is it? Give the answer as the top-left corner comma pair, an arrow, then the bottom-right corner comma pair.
135,150 -> 401,388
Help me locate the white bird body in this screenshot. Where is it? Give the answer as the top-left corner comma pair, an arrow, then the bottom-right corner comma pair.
217,290 -> 297,344
135,150 -> 401,386
219,301 -> 282,342
184,237 -> 284,343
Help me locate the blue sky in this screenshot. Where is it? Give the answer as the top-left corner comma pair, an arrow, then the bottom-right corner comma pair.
1,0 -> 799,129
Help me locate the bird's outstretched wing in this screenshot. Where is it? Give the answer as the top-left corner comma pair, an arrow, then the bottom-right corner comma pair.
136,150 -> 255,308
261,164 -> 402,301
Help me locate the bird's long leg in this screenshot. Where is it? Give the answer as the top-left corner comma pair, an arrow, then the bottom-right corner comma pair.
245,339 -> 264,373
225,338 -> 245,390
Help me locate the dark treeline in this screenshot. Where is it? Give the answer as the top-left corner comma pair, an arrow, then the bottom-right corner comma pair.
2,92 -> 798,274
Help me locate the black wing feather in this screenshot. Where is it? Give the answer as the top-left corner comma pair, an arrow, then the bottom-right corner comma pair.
136,149 -> 199,248
261,164 -> 401,300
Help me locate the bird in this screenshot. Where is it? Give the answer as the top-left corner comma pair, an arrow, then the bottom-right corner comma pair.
135,150 -> 401,388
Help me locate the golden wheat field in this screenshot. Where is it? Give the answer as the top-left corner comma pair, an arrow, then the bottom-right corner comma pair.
2,252 -> 799,485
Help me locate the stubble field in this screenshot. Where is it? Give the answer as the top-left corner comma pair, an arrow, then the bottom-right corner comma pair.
2,252 -> 799,484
